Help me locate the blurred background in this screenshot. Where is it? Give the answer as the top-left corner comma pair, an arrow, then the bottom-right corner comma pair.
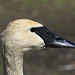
0,0 -> 75,75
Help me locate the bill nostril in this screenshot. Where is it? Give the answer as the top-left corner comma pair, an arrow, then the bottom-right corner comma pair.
56,38 -> 63,42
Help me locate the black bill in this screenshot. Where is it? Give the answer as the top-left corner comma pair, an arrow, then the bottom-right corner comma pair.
30,26 -> 75,48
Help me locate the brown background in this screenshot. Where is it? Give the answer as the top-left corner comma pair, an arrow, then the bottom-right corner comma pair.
0,0 -> 75,75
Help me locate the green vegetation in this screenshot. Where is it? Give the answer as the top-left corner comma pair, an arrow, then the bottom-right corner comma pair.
0,62 -> 3,70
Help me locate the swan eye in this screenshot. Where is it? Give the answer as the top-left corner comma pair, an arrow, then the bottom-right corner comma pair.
30,28 -> 35,32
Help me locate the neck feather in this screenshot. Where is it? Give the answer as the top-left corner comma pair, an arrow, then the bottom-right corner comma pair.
2,46 -> 24,75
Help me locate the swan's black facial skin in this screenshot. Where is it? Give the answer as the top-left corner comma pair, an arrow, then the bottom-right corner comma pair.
30,26 -> 75,48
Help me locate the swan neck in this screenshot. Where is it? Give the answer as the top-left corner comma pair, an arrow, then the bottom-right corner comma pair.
2,48 -> 24,75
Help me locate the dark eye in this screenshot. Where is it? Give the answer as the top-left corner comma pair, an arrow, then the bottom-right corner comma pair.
30,28 -> 35,32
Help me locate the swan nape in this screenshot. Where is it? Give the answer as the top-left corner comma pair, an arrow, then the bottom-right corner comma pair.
1,19 -> 75,75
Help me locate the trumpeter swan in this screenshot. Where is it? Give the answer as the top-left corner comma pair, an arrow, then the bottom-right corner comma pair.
1,19 -> 75,75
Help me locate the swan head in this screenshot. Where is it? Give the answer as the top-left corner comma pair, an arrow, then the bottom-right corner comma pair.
1,19 -> 75,53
